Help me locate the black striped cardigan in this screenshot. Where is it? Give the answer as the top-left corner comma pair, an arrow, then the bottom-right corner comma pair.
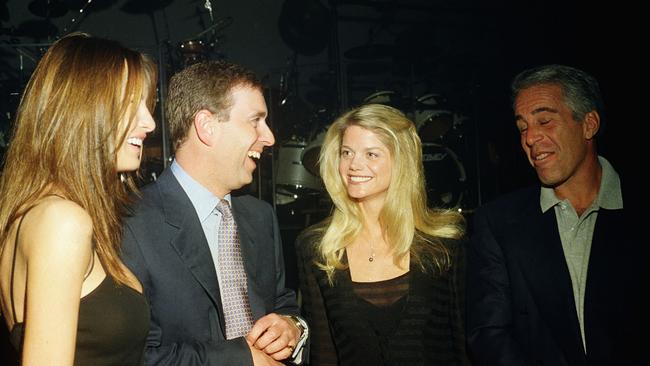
296,231 -> 470,366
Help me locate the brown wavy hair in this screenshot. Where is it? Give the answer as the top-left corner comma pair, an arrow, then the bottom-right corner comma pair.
0,33 -> 157,285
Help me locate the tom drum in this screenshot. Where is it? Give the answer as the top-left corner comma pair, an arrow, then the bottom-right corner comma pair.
422,143 -> 466,208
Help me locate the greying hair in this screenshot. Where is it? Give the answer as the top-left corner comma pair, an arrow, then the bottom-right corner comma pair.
511,64 -> 605,125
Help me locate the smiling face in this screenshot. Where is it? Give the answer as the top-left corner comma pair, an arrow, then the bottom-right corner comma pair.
211,85 -> 274,196
338,125 -> 392,206
116,98 -> 156,172
514,83 -> 595,188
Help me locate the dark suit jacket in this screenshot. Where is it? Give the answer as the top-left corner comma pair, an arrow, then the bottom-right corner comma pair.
466,185 -> 644,366
122,169 -> 299,366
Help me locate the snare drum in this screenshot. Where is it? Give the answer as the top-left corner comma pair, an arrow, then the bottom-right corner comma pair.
422,143 -> 466,208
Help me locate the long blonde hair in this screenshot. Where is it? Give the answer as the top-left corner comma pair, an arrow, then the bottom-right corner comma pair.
313,104 -> 464,283
0,33 -> 157,285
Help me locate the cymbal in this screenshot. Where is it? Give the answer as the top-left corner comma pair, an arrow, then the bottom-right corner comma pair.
28,0 -> 68,18
121,0 -> 173,14
344,44 -> 395,60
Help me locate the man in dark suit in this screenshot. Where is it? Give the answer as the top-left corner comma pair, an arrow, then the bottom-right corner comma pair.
122,61 -> 308,366
466,65 -> 642,365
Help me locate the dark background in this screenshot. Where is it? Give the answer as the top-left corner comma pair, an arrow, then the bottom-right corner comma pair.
0,0 -> 642,363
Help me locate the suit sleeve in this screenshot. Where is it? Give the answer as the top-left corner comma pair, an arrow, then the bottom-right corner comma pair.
466,208 -> 528,366
268,205 -> 299,316
121,223 -> 253,366
265,204 -> 311,364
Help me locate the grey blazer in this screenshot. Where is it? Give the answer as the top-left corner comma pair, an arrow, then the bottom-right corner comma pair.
122,169 -> 299,366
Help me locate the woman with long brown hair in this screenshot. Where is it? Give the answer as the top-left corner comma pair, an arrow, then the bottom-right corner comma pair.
0,33 -> 156,365
297,104 -> 469,365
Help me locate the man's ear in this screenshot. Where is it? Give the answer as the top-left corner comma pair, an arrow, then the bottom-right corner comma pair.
194,109 -> 216,146
583,110 -> 600,140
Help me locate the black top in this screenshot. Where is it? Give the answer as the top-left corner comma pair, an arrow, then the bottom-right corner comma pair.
7,204 -> 150,365
296,232 -> 470,366
10,276 -> 150,365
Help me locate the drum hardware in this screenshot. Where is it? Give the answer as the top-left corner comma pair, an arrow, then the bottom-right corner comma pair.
64,0 -> 117,12
179,39 -> 208,67
175,16 -> 232,69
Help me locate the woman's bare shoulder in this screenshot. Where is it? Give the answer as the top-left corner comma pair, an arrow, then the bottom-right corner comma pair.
20,196 -> 93,255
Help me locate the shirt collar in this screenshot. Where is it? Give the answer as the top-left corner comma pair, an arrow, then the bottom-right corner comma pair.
170,160 -> 231,222
539,155 -> 622,213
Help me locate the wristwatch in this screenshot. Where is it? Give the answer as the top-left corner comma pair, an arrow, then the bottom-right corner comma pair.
284,315 -> 306,337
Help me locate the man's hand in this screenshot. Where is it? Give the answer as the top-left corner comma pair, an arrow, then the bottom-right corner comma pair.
250,345 -> 284,366
246,313 -> 301,361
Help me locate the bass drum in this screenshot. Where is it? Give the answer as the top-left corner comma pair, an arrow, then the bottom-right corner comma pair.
415,93 -> 467,144
415,93 -> 455,142
422,143 -> 466,208
275,138 -> 322,204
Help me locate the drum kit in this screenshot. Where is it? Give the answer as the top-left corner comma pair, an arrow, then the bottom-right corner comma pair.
274,88 -> 468,212
177,16 -> 233,68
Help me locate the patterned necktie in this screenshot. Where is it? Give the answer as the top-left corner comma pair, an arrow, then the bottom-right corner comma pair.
215,199 -> 254,339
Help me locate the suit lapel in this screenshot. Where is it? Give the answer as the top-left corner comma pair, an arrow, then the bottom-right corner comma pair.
514,198 -> 586,365
583,208 -> 623,362
157,170 -> 225,327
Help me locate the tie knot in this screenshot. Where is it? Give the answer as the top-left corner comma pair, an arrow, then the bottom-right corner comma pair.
215,199 -> 232,218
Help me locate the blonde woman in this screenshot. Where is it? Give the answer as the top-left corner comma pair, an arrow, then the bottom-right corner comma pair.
296,104 -> 469,365
0,33 -> 156,365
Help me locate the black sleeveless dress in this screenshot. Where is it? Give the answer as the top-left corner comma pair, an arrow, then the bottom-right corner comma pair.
7,203 -> 150,365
